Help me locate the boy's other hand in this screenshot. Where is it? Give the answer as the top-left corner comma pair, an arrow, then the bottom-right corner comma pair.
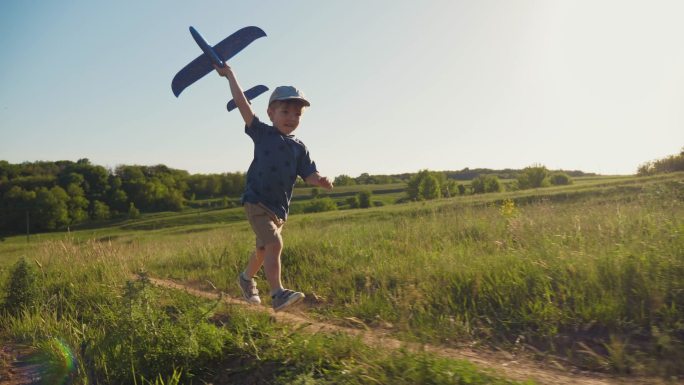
319,176 -> 333,191
305,173 -> 333,191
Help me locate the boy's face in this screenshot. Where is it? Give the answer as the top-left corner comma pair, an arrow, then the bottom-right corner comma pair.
267,101 -> 305,135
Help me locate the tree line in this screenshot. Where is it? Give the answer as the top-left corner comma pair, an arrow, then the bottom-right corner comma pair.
404,165 -> 574,201
0,159 -> 246,233
637,147 -> 684,176
1,158 -> 594,234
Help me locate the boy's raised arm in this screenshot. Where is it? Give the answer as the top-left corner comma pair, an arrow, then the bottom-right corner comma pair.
214,64 -> 255,127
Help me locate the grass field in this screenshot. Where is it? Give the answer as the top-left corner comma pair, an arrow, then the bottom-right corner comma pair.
1,173 -> 682,383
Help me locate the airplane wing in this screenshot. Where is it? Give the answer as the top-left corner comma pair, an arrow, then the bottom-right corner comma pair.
227,85 -> 269,111
171,26 -> 267,97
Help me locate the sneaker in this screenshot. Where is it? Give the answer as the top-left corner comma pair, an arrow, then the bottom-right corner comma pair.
271,289 -> 305,312
237,273 -> 261,305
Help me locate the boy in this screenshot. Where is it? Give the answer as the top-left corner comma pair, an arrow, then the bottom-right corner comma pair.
215,63 -> 333,311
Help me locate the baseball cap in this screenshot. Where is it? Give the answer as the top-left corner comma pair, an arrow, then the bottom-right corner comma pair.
268,86 -> 310,106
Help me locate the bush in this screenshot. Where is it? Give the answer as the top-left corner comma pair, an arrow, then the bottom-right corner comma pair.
407,170 -> 446,201
346,196 -> 359,209
3,258 -> 40,315
517,164 -> 550,189
549,172 -> 572,186
128,202 -> 141,219
457,184 -> 466,195
358,190 -> 372,208
303,197 -> 337,213
471,175 -> 502,194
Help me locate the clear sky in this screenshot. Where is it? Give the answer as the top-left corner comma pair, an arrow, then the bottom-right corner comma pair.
1,0 -> 683,177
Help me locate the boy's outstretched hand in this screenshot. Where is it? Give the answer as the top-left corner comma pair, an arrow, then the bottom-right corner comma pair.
306,173 -> 333,191
318,176 -> 334,191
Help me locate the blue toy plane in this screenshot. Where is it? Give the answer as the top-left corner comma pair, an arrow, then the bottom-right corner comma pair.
172,26 -> 269,110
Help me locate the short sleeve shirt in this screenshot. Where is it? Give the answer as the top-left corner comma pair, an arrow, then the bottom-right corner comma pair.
241,117 -> 318,220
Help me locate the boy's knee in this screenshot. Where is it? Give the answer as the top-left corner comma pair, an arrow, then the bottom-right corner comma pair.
264,236 -> 283,252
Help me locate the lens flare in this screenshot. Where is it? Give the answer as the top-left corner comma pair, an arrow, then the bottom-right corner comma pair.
25,338 -> 77,385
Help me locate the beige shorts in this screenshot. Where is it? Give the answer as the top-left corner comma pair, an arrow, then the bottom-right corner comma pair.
244,202 -> 284,248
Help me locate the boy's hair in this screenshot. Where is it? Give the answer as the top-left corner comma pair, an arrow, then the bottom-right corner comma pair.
268,99 -> 308,110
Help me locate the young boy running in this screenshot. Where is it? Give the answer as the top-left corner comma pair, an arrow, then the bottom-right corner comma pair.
214,63 -> 333,311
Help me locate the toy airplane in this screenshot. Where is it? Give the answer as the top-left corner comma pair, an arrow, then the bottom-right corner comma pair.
172,26 -> 270,110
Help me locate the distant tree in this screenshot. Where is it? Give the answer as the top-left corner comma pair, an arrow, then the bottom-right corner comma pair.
407,170 -> 444,201
91,200 -> 111,220
517,164 -> 550,189
358,190 -> 372,208
637,147 -> 684,176
471,176 -> 485,194
442,179 -> 457,197
311,188 -> 320,199
472,175 -> 502,194
66,184 -> 89,225
419,174 -> 441,200
356,173 -> 372,185
34,186 -> 69,230
549,172 -> 572,186
108,188 -> 129,213
128,202 -> 140,219
334,175 -> 356,186
1,186 -> 36,232
457,184 -> 466,195
346,196 -> 359,209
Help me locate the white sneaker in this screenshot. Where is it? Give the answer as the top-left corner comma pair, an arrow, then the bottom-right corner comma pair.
237,274 -> 261,305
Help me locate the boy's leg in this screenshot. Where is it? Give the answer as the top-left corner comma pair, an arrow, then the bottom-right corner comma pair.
263,232 -> 305,311
244,248 -> 265,279
262,238 -> 284,295
238,248 -> 265,305
243,202 -> 303,310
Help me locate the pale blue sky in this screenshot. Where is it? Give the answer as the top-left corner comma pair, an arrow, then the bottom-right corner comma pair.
1,0 -> 683,177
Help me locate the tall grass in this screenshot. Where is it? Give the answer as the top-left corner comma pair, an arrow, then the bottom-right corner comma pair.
140,174 -> 684,375
1,173 -> 682,378
0,234 -> 528,384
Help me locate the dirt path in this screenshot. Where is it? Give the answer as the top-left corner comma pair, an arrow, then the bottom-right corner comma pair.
148,277 -> 671,385
0,345 -> 41,385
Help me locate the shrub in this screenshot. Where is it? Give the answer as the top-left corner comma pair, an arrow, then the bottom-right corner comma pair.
303,197 -> 337,213
407,170 -> 447,201
128,202 -> 141,219
419,174 -> 441,200
517,164 -> 550,189
3,258 -> 40,315
471,175 -> 502,194
549,172 -> 572,186
457,184 -> 466,195
358,190 -> 372,208
346,196 -> 359,209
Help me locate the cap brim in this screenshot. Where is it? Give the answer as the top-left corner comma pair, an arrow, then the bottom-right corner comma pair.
270,97 -> 310,107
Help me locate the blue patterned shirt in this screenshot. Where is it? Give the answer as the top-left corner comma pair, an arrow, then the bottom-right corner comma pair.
241,117 -> 317,220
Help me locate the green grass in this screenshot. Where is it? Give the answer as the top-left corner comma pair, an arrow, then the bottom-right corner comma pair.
0,252 -> 529,384
2,173 -> 683,380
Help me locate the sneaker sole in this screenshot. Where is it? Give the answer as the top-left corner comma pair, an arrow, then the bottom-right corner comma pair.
273,293 -> 305,312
